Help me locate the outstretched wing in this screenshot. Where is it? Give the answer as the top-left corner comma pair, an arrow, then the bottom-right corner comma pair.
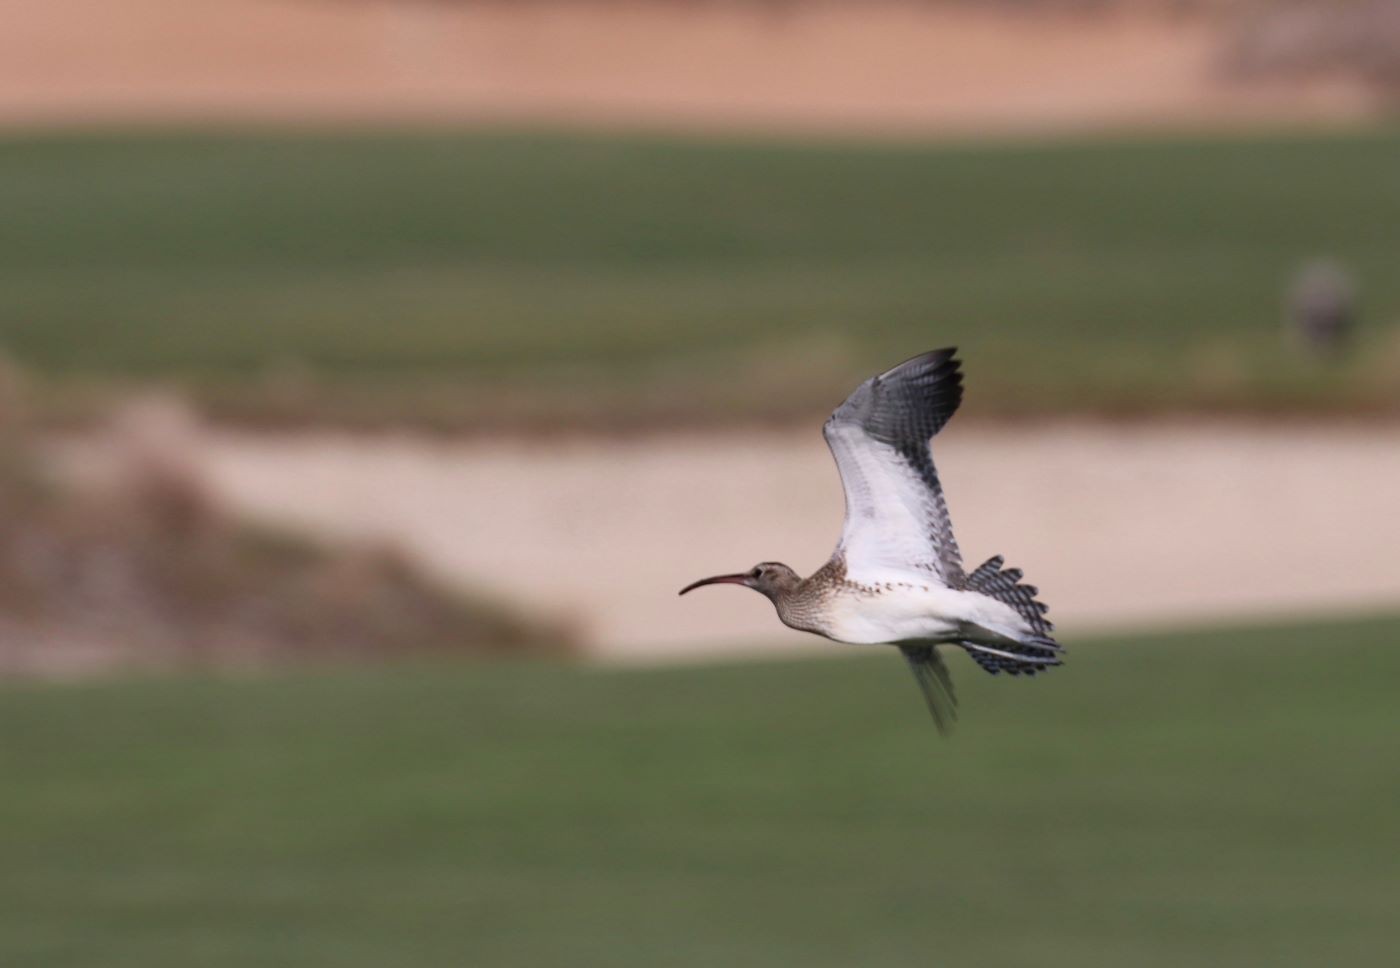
900,644 -> 958,734
822,348 -> 965,586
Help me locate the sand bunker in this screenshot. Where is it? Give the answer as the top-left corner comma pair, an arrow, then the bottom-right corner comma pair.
177,422 -> 1400,661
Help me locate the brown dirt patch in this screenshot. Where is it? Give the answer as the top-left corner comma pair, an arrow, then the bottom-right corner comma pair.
0,0 -> 1376,134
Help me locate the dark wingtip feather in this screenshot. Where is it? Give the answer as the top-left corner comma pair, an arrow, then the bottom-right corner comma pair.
860,347 -> 964,445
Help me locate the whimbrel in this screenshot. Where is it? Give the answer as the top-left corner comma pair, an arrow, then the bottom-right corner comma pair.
679,348 -> 1062,732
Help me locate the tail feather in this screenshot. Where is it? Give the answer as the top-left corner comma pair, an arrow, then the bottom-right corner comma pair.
959,555 -> 1063,676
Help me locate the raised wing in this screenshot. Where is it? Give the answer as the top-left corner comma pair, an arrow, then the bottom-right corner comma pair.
822,348 -> 965,586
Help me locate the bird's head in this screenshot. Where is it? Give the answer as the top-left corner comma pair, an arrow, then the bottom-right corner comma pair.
678,562 -> 800,601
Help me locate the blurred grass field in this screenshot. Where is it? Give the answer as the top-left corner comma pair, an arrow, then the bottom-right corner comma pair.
3,613 -> 1397,968
2,127 -> 1399,428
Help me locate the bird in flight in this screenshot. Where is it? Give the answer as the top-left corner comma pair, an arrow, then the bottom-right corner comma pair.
679,348 -> 1061,732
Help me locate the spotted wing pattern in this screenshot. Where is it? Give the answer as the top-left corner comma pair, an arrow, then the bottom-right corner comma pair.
822,348 -> 965,587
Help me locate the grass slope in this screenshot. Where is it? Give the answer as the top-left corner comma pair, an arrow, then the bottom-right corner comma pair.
2,613 -> 1398,967
2,128 -> 1399,427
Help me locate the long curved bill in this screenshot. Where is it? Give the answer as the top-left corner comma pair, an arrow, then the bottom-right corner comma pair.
678,573 -> 749,596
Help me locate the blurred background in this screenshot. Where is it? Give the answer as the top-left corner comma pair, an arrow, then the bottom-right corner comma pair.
2,1 -> 1398,965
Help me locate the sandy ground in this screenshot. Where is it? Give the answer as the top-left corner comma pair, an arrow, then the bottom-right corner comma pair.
0,0 -> 1374,134
156,423 -> 1400,662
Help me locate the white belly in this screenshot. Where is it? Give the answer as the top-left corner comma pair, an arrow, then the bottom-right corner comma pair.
817,582 -> 1027,646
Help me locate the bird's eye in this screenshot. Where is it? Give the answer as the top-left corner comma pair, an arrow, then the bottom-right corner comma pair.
751,568 -> 763,579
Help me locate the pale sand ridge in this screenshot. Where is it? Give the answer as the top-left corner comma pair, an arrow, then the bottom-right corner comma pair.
185,424 -> 1400,661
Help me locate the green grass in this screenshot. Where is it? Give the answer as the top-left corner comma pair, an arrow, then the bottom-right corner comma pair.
2,613 -> 1398,967
2,128 -> 1399,428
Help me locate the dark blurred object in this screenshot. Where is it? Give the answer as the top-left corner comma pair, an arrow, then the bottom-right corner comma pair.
1223,0 -> 1400,94
0,350 -> 27,435
1287,259 -> 1357,356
